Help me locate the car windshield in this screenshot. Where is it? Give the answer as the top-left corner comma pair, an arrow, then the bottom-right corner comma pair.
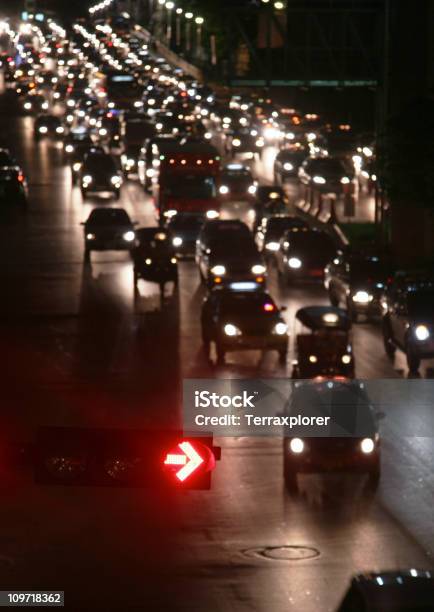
351,258 -> 388,281
210,237 -> 257,258
308,159 -> 346,175
266,218 -> 305,233
84,155 -> 117,173
169,215 -> 205,230
287,231 -> 335,253
165,176 -> 216,199
0,152 -> 14,166
407,290 -> 434,318
87,210 -> 130,225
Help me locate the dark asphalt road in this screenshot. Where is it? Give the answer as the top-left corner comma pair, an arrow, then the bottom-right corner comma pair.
0,79 -> 433,612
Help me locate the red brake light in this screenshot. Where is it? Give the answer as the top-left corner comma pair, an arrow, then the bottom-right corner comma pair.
264,303 -> 275,312
17,173 -> 24,183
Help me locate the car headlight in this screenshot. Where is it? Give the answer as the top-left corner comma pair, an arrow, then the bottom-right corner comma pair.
251,264 -> 266,275
65,144 -> 74,153
313,175 -> 326,184
56,126 -> 64,134
42,102 -> 49,110
66,114 -> 74,123
211,265 -> 226,276
38,126 -> 48,134
86,233 -> 95,240
289,438 -> 304,454
352,290 -> 373,304
164,209 -> 177,218
309,355 -> 318,363
219,185 -> 229,195
360,438 -> 375,454
134,100 -> 143,107
24,102 -> 32,110
82,175 -> 92,184
172,236 -> 183,247
288,257 -> 302,269
123,231 -> 135,242
206,210 -> 219,219
224,323 -> 241,337
204,132 -> 212,140
255,138 -> 264,147
415,324 -> 430,341
67,99 -> 75,107
265,241 -> 280,251
274,322 -> 288,335
340,176 -> 350,184
99,128 -> 107,136
283,162 -> 293,171
146,168 -> 155,178
232,138 -> 241,147
111,175 -> 121,186
248,184 -> 257,195
73,162 -> 82,172
342,354 -> 352,364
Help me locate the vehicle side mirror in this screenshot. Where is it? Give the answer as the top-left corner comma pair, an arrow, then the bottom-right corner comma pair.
280,306 -> 287,312
80,222 -> 84,225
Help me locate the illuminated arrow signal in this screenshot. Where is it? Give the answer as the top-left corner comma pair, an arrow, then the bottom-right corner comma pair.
164,441 -> 204,482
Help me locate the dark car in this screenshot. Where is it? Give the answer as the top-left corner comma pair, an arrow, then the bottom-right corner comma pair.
0,167 -> 28,206
298,156 -> 354,195
34,114 -> 65,139
275,227 -> 337,283
167,212 -> 206,257
337,570 -> 434,611
225,127 -> 265,159
132,227 -> 178,293
273,147 -> 308,183
218,164 -> 257,200
79,151 -> 123,199
81,208 -> 136,262
325,252 -> 393,321
0,148 -> 18,168
71,145 -> 104,184
255,214 -> 308,256
283,380 -> 381,493
22,93 -> 49,114
382,276 -> 434,374
196,220 -> 266,288
201,288 -> 288,364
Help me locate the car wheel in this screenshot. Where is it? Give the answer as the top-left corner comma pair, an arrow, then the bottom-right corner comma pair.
283,459 -> 298,495
366,466 -> 381,492
329,287 -> 339,307
382,317 -> 396,359
406,346 -> 421,374
216,343 -> 225,365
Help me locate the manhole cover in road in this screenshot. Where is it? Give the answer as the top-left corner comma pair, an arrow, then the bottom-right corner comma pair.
243,546 -> 320,561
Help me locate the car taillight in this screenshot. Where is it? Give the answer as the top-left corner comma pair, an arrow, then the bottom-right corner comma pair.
17,173 -> 24,183
163,440 -> 218,486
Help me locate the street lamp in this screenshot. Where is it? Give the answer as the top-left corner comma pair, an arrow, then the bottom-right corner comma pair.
166,1 -> 174,43
185,11 -> 193,53
195,17 -> 204,61
175,7 -> 183,48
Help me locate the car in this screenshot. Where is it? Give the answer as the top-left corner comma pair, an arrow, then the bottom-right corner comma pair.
70,145 -> 104,184
218,163 -> 257,200
254,214 -> 308,256
196,220 -> 266,288
167,212 -> 206,257
273,147 -> 308,183
132,227 -> 178,294
298,156 -> 354,195
275,227 -> 337,283
201,287 -> 288,364
253,185 -> 286,228
382,275 -> 434,374
34,114 -> 65,139
0,167 -> 28,206
336,570 -> 434,611
283,380 -> 381,494
225,127 -> 265,159
0,148 -> 18,168
325,252 -> 393,321
79,151 -> 123,199
22,93 -> 49,114
81,208 -> 136,262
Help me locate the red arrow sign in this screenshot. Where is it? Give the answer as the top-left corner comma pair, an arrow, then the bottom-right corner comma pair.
164,441 -> 204,482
